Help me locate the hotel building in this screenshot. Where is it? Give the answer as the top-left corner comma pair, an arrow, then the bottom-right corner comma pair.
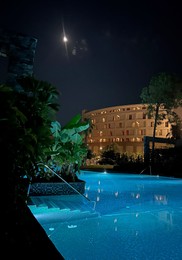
82,104 -> 182,157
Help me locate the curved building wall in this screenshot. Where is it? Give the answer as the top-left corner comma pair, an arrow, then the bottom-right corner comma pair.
82,104 -> 173,157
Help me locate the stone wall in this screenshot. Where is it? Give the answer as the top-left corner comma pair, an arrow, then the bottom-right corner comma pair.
29,181 -> 86,196
0,29 -> 37,88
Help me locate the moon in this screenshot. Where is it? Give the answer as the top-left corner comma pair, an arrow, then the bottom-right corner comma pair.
63,36 -> 68,42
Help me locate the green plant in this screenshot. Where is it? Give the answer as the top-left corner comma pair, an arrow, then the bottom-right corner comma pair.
40,114 -> 90,182
1,76 -> 60,203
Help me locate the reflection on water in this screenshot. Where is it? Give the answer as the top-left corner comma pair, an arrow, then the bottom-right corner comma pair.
82,173 -> 181,217
40,172 -> 182,260
154,194 -> 168,205
81,172 -> 181,237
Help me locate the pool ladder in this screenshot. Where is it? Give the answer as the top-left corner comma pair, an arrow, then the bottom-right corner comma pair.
28,163 -> 96,210
140,164 -> 152,175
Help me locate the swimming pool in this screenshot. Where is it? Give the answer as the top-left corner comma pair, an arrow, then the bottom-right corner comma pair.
29,171 -> 182,260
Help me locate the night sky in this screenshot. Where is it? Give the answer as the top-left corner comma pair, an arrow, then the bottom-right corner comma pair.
0,0 -> 181,125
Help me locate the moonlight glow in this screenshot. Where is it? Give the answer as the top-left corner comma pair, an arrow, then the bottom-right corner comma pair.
61,17 -> 69,59
63,36 -> 68,42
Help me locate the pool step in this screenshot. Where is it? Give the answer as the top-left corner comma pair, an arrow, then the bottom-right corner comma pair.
29,195 -> 95,211
28,195 -> 99,224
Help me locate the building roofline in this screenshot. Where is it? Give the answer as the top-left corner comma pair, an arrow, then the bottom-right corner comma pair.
82,103 -> 147,114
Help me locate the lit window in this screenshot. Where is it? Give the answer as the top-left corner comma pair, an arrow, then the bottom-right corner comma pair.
102,117 -> 106,122
132,121 -> 139,127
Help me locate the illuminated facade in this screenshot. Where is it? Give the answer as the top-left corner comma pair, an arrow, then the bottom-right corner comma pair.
82,104 -> 181,156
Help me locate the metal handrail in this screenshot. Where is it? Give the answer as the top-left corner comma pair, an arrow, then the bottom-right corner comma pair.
36,163 -> 93,203
140,164 -> 152,175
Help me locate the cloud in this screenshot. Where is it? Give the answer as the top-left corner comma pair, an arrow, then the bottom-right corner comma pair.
71,38 -> 88,57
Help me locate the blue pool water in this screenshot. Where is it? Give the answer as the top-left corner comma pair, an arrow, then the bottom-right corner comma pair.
31,171 -> 182,260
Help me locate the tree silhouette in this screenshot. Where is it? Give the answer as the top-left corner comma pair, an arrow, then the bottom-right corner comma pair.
140,72 -> 182,167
